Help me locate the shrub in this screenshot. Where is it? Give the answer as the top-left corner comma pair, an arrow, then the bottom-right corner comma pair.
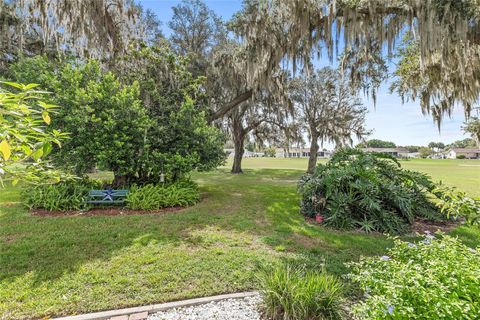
259,265 -> 344,320
434,184 -> 480,225
456,154 -> 466,159
298,149 -> 441,234
126,181 -> 200,210
347,234 -> 480,319
22,178 -> 101,211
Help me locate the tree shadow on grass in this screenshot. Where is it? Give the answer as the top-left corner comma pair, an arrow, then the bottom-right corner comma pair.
0,168 -> 393,287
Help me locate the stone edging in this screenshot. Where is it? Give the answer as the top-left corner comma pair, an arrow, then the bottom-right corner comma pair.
53,291 -> 259,320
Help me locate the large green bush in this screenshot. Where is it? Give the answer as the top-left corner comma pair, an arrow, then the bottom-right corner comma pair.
9,55 -> 226,186
126,181 -> 200,210
22,178 -> 101,211
259,265 -> 344,320
298,149 -> 441,234
347,234 -> 480,319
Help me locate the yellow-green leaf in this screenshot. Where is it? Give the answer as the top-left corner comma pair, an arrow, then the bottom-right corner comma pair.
43,142 -> 52,157
31,148 -> 43,161
12,179 -> 19,186
42,112 -> 51,125
0,140 -> 11,161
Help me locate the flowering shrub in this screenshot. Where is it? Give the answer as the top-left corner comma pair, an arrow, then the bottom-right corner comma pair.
347,234 -> 480,319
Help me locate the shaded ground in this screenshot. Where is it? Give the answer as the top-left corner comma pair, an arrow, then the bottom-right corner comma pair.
31,206 -> 185,217
1,163 -> 479,319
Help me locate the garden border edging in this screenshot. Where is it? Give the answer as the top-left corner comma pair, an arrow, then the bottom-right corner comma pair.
53,291 -> 259,320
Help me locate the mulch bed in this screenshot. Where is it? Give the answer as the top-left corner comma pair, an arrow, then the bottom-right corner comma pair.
305,216 -> 459,234
31,206 -> 185,217
410,218 -> 458,234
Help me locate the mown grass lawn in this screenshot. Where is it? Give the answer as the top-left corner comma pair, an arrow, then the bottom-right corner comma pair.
225,158 -> 480,197
1,159 -> 479,319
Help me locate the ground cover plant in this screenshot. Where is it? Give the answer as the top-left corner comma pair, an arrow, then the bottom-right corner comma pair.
298,149 -> 443,234
347,234 -> 480,319
126,181 -> 200,210
1,160 -> 479,319
22,178 -> 102,211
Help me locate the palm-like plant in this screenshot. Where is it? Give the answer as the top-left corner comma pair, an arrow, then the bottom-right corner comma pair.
298,149 -> 442,234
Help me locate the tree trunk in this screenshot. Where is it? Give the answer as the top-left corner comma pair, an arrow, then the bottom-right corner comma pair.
231,120 -> 245,174
307,134 -> 319,174
232,141 -> 245,173
113,172 -> 128,188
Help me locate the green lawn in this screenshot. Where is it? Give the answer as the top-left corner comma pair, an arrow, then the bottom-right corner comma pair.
225,158 -> 480,197
1,159 -> 479,319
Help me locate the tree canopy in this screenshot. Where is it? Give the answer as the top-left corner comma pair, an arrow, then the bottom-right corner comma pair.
228,0 -> 480,125
291,67 -> 370,172
0,0 -> 162,71
10,55 -> 226,185
357,139 -> 396,148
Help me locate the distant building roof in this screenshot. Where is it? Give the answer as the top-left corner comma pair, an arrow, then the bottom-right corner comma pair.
275,147 -> 332,153
361,147 -> 409,153
275,147 -> 310,152
450,148 -> 480,153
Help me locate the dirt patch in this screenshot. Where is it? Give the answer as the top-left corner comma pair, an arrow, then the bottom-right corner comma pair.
410,218 -> 458,234
31,206 -> 185,217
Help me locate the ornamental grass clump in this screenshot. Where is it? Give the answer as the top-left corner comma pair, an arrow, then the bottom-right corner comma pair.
298,149 -> 442,234
347,234 -> 480,319
259,265 -> 344,320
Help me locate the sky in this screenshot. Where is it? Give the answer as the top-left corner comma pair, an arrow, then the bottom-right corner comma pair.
138,0 -> 469,147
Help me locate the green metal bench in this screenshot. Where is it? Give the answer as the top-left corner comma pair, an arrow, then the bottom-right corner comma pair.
86,189 -> 128,205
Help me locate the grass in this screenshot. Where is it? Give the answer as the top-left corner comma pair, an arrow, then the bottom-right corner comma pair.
224,157 -> 480,197
1,158 -> 479,319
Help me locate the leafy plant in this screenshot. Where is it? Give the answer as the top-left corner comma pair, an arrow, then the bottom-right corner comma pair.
434,184 -> 480,225
126,181 -> 200,210
347,234 -> 480,319
10,54 -> 226,186
0,82 -> 68,185
298,149 -> 442,234
22,178 -> 101,211
259,264 -> 344,320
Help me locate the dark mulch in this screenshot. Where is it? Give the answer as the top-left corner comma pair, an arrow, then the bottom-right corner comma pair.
31,206 -> 185,217
410,218 -> 459,234
305,216 -> 459,234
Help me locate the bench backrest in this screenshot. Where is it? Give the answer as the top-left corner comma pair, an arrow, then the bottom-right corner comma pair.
88,189 -> 129,197
87,189 -> 129,203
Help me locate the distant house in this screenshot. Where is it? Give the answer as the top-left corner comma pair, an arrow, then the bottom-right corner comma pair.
361,147 -> 409,158
446,148 -> 480,159
224,148 -> 265,158
275,147 -> 332,158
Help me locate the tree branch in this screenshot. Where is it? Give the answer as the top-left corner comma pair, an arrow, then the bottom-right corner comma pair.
208,89 -> 252,122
